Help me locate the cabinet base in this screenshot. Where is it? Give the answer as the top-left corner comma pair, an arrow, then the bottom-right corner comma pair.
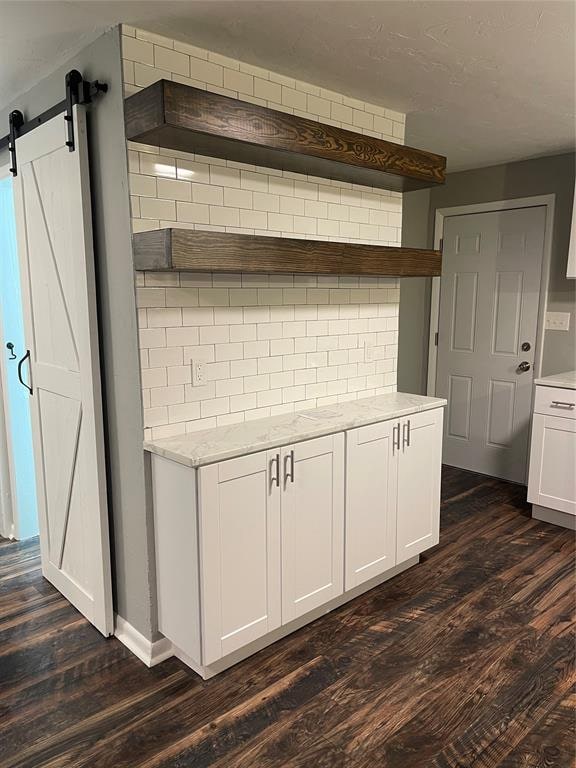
164,555 -> 420,679
532,504 -> 576,530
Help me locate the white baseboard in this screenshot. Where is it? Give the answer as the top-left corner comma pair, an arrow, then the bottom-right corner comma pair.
114,615 -> 174,667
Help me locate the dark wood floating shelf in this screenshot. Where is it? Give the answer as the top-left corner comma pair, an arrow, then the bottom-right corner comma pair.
133,229 -> 442,277
125,80 -> 446,193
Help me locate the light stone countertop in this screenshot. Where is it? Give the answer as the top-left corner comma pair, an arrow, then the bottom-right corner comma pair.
144,392 -> 447,469
534,370 -> 576,390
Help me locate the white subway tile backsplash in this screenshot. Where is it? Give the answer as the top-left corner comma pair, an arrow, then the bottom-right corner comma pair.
168,402 -> 201,423
125,27 -> 402,431
139,328 -> 166,348
157,177 -> 191,201
165,288 -> 199,307
151,385 -> 184,407
201,397 -> 230,418
215,342 -> 244,362
175,201 -> 209,224
166,327 -> 200,346
231,393 -> 257,413
199,325 -> 230,344
130,173 -> 157,197
154,45 -> 189,76
147,307 -> 182,327
210,206 -> 240,226
167,365 -> 192,386
199,289 -> 230,307
184,345 -> 215,363
258,356 -> 283,374
215,378 -> 244,397
148,346 -> 183,368
244,340 -> 270,358
188,57 -> 223,86
239,209 -> 267,229
224,187 -> 253,208
123,36 -> 154,66
140,197 -> 176,220
185,382 -> 216,402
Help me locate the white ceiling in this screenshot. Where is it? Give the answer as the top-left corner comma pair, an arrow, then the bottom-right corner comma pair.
0,1 -> 574,171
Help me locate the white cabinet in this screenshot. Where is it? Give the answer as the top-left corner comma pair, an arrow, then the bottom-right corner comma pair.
198,450 -> 281,665
346,420 -> 397,589
397,408 -> 443,563
346,409 -> 442,589
149,402 -> 444,678
198,433 -> 344,663
528,382 -> 576,519
528,414 -> 576,515
281,434 -> 344,621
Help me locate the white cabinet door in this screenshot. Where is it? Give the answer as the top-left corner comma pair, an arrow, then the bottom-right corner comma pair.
397,409 -> 443,563
528,414 -> 576,515
345,420 -> 398,590
198,450 -> 281,664
281,434 -> 344,622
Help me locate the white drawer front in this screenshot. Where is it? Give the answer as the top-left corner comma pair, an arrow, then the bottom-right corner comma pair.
534,386 -> 576,419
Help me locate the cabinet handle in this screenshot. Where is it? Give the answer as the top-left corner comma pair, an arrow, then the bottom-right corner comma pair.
402,419 -> 411,449
270,454 -> 280,488
393,423 -> 400,452
551,400 -> 575,409
284,449 -> 295,485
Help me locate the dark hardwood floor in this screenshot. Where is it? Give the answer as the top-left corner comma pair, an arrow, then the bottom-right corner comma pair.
0,467 -> 574,767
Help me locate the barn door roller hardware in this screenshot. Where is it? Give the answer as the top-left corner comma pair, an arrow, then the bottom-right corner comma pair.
0,69 -> 108,176
7,109 -> 24,176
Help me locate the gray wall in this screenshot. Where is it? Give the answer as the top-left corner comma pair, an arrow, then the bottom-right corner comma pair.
0,28 -> 157,639
400,152 -> 576,394
398,188 -> 432,394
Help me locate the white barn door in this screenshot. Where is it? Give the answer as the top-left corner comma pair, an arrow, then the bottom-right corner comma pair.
13,107 -> 113,635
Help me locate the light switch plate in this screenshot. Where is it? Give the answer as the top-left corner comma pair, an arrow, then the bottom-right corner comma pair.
545,311 -> 571,331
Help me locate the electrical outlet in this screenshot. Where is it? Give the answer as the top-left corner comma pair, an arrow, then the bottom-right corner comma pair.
192,360 -> 206,386
364,340 -> 375,362
545,312 -> 571,331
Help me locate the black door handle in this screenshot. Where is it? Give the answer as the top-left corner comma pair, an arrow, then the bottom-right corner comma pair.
17,350 -> 33,395
6,342 -> 17,360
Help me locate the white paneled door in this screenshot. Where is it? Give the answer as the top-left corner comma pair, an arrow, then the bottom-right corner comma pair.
436,207 -> 546,482
13,107 -> 113,635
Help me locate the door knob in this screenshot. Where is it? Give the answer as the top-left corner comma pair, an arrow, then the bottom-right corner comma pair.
517,361 -> 531,372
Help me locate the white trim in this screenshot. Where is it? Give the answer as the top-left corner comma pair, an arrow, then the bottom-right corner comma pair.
0,162 -> 17,540
114,615 -> 174,667
427,195 -> 556,395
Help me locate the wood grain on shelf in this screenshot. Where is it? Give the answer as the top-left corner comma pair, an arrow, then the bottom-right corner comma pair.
132,228 -> 442,277
125,80 -> 446,192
